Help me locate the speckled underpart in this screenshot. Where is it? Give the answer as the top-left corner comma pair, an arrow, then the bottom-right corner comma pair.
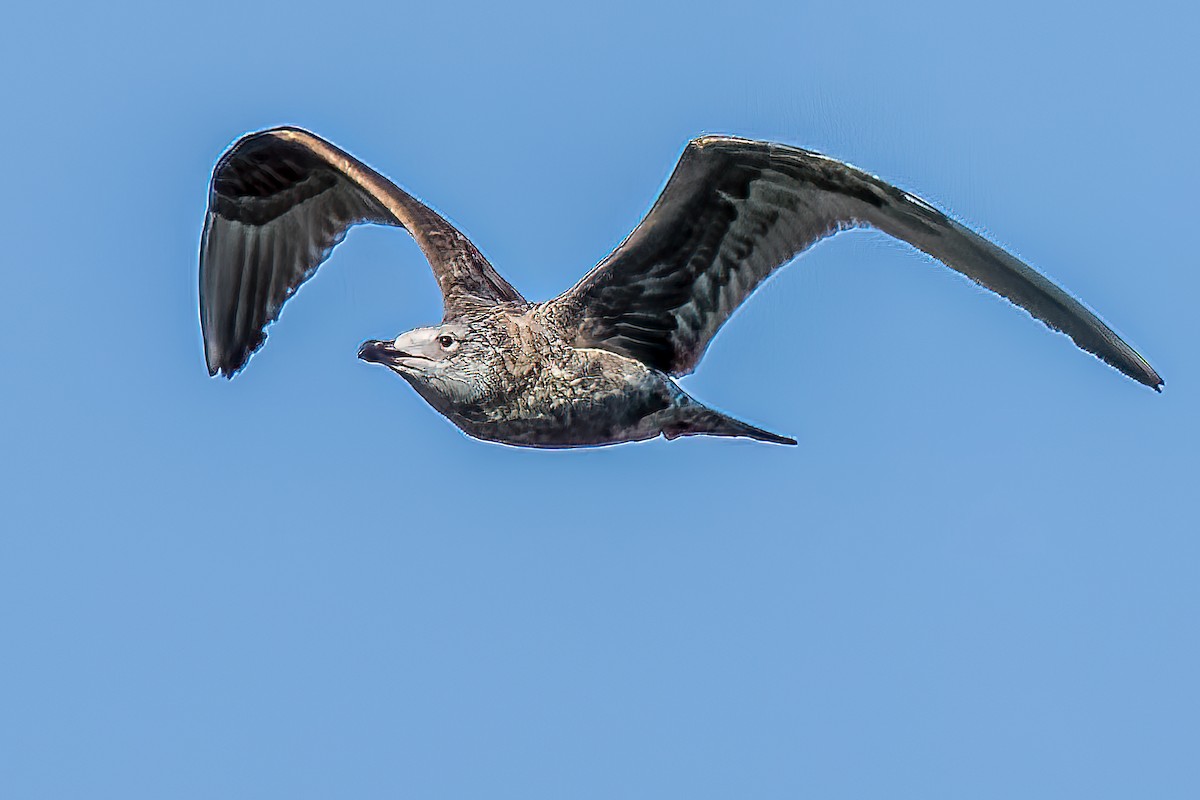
199,127 -> 1160,448
388,303 -> 791,447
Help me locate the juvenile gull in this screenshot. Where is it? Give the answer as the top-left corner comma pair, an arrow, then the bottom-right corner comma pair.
199,127 -> 1162,447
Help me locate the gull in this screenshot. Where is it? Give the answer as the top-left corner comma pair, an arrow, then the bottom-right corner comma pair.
199,127 -> 1161,447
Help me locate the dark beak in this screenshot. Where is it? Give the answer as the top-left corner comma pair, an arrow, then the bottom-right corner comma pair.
358,340 -> 398,364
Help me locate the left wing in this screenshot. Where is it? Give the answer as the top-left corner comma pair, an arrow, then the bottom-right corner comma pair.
550,136 -> 1161,389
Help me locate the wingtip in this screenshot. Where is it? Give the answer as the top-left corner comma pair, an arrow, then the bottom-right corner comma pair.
218,360 -> 248,380
762,432 -> 798,446
204,353 -> 247,380
204,350 -> 227,379
1135,362 -> 1164,393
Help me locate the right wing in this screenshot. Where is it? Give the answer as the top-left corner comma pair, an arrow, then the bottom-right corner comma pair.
199,126 -> 524,377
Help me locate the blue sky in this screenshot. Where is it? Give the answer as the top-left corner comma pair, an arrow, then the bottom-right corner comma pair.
2,1 -> 1197,797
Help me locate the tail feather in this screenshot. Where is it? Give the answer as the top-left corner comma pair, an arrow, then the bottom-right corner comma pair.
664,404 -> 796,445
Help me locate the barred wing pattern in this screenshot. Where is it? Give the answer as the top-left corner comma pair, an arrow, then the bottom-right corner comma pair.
199,127 -> 523,377
553,136 -> 1161,389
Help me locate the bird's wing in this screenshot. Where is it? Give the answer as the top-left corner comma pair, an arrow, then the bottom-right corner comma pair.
550,136 -> 1161,389
199,126 -> 523,377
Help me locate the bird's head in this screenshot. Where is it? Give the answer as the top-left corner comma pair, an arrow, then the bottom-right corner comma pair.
357,322 -> 499,406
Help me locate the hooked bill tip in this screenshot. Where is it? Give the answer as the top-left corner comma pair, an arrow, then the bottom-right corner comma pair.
358,340 -> 394,364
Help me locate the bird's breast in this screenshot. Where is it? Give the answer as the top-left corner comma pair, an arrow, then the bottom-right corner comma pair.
444,346 -> 679,447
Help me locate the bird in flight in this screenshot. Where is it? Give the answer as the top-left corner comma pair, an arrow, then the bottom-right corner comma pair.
199,127 -> 1161,447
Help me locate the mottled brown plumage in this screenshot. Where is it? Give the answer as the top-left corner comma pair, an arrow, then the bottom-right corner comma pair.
199,127 -> 1161,448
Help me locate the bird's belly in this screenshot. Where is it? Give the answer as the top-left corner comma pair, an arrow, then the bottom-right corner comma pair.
449,372 -> 679,448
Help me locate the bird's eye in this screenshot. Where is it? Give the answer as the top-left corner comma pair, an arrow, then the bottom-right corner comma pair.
438,335 -> 455,348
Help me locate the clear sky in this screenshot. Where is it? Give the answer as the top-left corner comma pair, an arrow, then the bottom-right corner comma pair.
1,1 -> 1196,797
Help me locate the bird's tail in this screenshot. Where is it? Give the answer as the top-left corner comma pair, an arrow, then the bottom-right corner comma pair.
664,402 -> 796,446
